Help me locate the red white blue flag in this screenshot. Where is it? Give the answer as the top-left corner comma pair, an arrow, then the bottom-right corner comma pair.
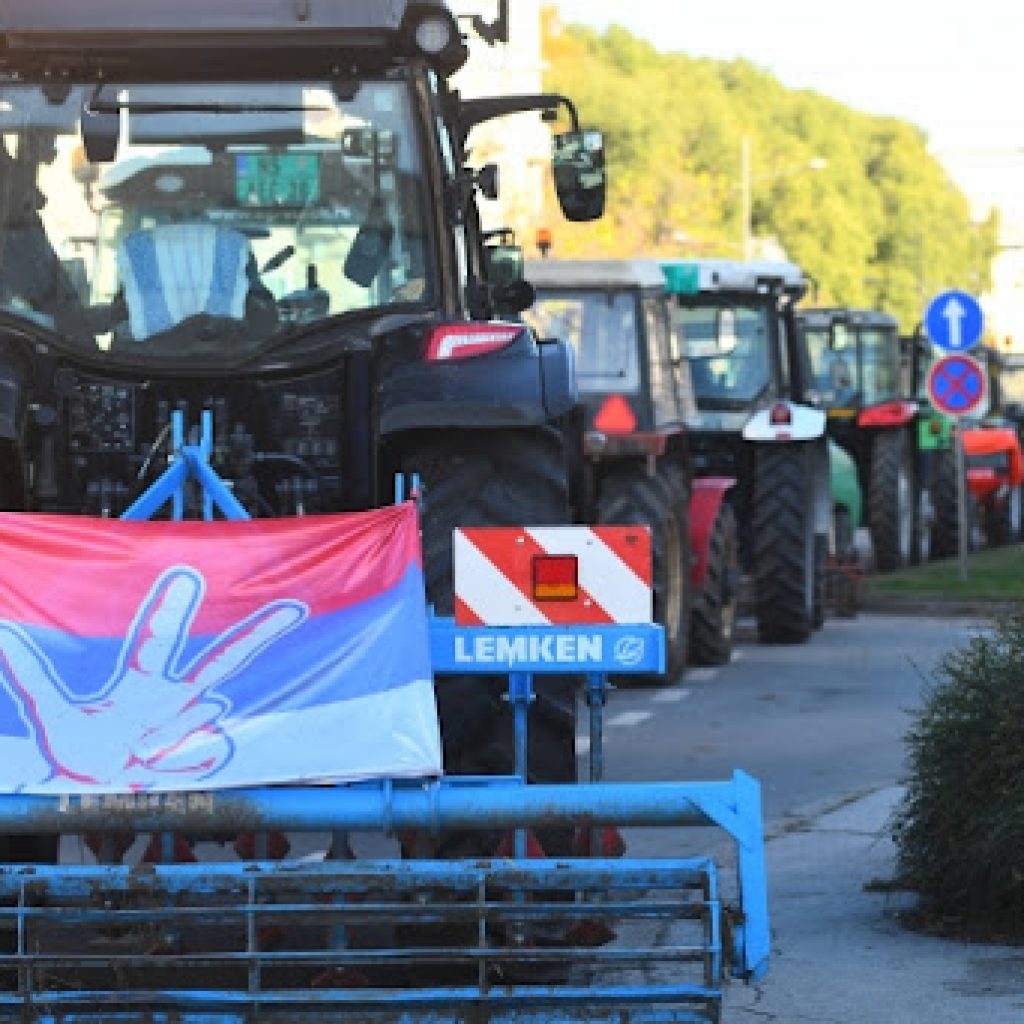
0,504 -> 440,794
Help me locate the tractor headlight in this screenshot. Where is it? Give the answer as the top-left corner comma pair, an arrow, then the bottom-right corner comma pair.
414,14 -> 455,55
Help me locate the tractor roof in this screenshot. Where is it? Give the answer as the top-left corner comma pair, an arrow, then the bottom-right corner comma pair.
526,259 -> 667,293
0,0 -> 466,79
799,308 -> 900,332
661,258 -> 807,299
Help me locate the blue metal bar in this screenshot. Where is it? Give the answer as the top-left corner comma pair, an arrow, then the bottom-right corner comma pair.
25,1013 -> 714,1024
121,459 -> 189,521
200,408 -> 214,520
32,777 -> 757,835
183,450 -> 249,521
172,409 -> 184,520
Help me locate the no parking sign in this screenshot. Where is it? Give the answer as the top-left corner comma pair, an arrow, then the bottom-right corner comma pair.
926,353 -> 987,419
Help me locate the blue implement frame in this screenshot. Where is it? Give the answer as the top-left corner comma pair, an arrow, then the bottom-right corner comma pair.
0,413 -> 769,1023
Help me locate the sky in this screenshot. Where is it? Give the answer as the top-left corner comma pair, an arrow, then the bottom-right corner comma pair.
550,0 -> 1024,154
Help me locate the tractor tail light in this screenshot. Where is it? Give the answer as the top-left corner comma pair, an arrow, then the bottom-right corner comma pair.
594,394 -> 637,435
424,323 -> 521,362
769,402 -> 792,426
532,554 -> 579,601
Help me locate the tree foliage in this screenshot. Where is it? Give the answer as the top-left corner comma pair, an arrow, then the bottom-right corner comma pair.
539,11 -> 998,331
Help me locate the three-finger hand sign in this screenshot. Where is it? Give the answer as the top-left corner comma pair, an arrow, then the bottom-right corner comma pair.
0,567 -> 307,787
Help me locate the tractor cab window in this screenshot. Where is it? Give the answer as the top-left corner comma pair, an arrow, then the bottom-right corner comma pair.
526,289 -> 641,394
859,328 -> 900,405
674,301 -> 771,409
804,325 -> 854,405
0,79 -> 435,361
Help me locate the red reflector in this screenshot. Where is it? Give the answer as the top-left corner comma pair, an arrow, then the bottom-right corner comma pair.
769,402 -> 792,426
424,323 -> 520,361
532,554 -> 579,601
594,395 -> 637,435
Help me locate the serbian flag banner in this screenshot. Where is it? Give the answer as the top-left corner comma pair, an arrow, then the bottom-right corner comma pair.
0,503 -> 441,794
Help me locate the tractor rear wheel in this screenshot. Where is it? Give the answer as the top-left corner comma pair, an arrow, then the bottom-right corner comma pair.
596,463 -> 691,682
930,446 -> 961,558
689,501 -> 738,666
985,483 -> 1023,546
752,443 -> 817,644
868,429 -> 914,572
399,428 -> 575,852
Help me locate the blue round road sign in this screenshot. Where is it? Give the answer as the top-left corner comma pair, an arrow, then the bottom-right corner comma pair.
927,354 -> 987,417
924,289 -> 984,352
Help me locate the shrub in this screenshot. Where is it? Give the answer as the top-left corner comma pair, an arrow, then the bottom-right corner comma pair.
892,611 -> 1024,939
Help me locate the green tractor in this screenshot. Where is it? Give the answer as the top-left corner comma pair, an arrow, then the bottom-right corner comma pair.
901,329 -> 967,559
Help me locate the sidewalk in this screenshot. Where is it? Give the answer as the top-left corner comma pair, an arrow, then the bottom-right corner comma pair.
725,788 -> 1024,1023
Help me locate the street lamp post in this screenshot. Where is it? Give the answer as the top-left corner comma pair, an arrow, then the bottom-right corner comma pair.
741,135 -> 827,260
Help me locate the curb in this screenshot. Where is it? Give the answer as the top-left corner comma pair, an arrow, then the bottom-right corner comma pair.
859,596 -> 1019,618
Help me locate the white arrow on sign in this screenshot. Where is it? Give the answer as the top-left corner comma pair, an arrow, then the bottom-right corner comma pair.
942,296 -> 965,349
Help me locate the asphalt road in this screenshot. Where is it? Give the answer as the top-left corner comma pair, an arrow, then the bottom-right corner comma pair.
587,612 -> 983,827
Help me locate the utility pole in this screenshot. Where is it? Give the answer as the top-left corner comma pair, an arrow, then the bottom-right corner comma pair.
741,135 -> 752,261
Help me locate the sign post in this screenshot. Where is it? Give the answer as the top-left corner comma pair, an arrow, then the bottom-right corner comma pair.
924,290 -> 986,581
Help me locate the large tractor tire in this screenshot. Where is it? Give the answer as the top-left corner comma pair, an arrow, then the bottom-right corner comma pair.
596,462 -> 691,682
689,500 -> 738,666
751,443 -> 818,644
868,428 -> 915,572
930,446 -> 961,559
400,428 -> 575,853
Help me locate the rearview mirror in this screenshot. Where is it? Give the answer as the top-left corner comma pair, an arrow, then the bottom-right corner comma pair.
344,197 -> 394,288
81,98 -> 120,164
484,242 -> 524,288
552,130 -> 606,222
716,308 -> 738,354
830,323 -> 850,352
492,278 -> 535,318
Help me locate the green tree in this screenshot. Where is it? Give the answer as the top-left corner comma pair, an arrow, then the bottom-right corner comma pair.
539,11 -> 998,331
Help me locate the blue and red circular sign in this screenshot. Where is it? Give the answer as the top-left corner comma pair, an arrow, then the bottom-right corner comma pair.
927,354 -> 987,417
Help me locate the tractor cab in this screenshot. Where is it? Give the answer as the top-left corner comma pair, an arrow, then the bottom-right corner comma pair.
800,308 -> 902,411
0,0 -> 607,520
524,259 -> 696,450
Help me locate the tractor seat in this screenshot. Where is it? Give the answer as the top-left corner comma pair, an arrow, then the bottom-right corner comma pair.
117,223 -> 253,342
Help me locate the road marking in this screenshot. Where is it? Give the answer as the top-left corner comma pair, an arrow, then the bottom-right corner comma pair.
651,688 -> 692,703
607,710 -> 654,728
687,668 -> 718,683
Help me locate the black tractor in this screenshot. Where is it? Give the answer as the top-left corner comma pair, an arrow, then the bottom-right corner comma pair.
0,0 -> 606,861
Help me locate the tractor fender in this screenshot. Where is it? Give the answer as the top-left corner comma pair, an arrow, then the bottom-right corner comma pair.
378,331 -> 576,436
742,402 -> 825,443
857,399 -> 918,429
689,477 -> 735,591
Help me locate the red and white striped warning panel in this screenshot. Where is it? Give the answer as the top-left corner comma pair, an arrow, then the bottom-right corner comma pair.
453,526 -> 653,626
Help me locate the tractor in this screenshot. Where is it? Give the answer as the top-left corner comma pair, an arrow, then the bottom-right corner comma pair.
0,8 -> 777,1019
0,0 -> 609,858
960,347 -> 1024,546
524,258 -> 738,671
798,308 -> 929,571
662,259 -> 831,645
